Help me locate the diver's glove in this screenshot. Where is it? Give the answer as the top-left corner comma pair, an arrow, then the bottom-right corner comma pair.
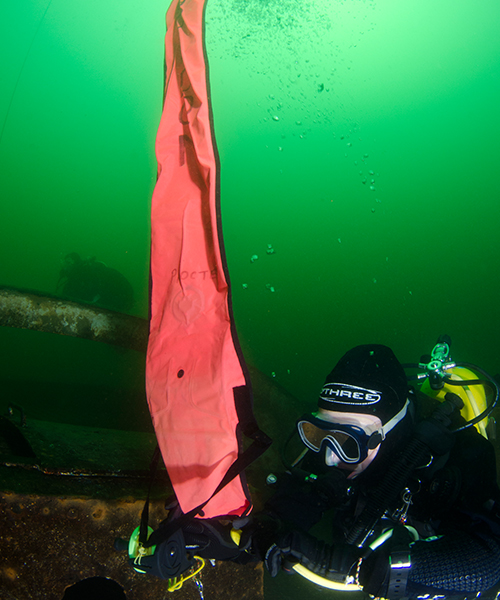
265,530 -> 360,579
180,517 -> 245,561
123,517 -> 245,580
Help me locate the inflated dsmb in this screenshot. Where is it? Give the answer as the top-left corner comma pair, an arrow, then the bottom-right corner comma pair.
146,0 -> 270,520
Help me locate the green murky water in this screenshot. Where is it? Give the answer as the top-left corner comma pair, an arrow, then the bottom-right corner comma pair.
2,0 -> 499,422
0,0 -> 500,598
1,0 -> 499,597
206,0 -> 500,402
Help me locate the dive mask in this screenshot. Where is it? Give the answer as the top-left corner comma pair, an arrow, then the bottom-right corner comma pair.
297,398 -> 410,465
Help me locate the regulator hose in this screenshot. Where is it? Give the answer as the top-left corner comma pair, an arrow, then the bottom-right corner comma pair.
345,394 -> 463,548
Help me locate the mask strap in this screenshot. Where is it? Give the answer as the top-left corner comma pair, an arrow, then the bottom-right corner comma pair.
380,398 -> 410,440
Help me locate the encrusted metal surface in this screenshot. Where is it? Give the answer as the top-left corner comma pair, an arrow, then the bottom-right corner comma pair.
0,287 -> 148,352
0,492 -> 264,600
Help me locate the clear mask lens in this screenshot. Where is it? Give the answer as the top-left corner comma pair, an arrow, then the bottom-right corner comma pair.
297,420 -> 366,463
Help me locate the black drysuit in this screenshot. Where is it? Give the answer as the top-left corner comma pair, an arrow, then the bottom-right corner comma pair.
262,410 -> 500,599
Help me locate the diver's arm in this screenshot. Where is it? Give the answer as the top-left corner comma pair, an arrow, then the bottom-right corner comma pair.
265,528 -> 360,580
265,523 -> 500,598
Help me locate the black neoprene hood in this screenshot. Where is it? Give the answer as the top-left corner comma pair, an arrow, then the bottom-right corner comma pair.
318,344 -> 409,425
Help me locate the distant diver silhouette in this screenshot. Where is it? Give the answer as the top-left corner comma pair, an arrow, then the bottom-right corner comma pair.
57,252 -> 134,312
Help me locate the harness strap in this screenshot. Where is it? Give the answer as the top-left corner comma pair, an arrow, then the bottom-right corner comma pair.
386,525 -> 413,600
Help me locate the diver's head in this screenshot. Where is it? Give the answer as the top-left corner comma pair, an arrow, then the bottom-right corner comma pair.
60,252 -> 81,276
298,344 -> 411,478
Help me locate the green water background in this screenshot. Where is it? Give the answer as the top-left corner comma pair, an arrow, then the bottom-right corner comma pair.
1,0 -> 499,455
207,0 -> 500,403
1,1 -> 499,598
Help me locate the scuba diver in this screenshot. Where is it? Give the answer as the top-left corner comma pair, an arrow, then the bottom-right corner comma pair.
57,252 -> 134,312
121,338 -> 500,599
257,341 -> 500,598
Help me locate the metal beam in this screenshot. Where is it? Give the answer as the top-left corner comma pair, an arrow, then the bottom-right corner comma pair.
0,286 -> 148,353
